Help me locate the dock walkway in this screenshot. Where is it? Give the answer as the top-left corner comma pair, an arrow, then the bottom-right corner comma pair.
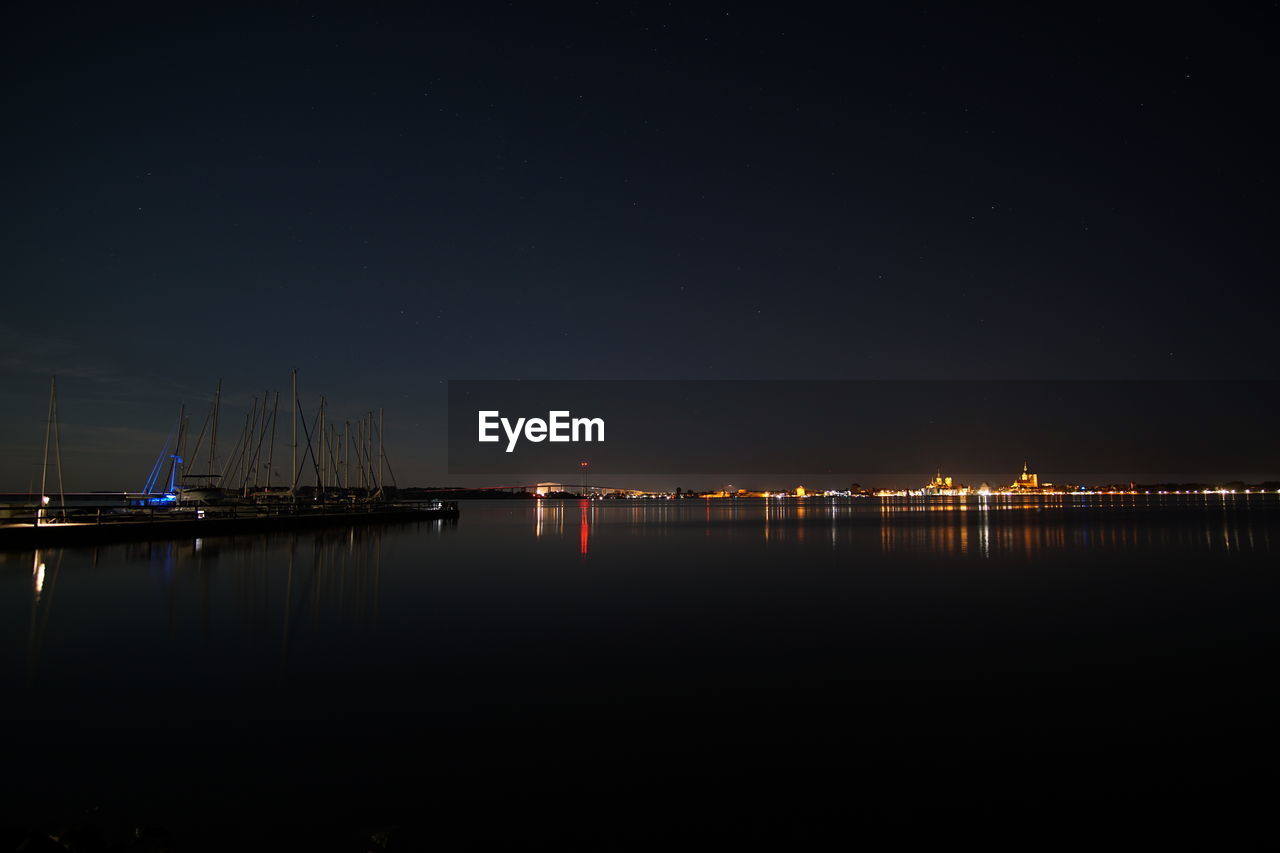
0,502 -> 459,549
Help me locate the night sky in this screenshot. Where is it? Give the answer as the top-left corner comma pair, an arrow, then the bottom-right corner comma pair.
2,2 -> 1276,489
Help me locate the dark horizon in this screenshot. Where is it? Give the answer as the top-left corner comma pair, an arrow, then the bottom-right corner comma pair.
4,374 -> 1279,491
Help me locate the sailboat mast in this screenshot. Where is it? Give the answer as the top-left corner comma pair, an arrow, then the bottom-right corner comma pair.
163,403 -> 185,493
267,391 -> 279,490
38,377 -> 55,524
52,383 -> 65,517
176,409 -> 189,483
290,369 -> 298,495
208,379 -> 222,478
174,405 -> 187,492
249,393 -> 269,491
318,396 -> 326,493
240,407 -> 253,496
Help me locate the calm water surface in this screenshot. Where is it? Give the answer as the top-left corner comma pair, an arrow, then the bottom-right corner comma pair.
2,495 -> 1277,843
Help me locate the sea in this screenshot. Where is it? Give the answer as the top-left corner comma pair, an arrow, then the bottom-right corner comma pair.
2,494 -> 1277,848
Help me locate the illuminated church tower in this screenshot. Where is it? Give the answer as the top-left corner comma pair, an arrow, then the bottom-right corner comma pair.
1014,462 -> 1039,489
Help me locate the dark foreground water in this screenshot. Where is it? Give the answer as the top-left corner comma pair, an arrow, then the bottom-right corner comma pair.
2,495 -> 1278,848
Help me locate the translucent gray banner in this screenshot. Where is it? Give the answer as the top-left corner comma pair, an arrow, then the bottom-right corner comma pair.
446,380 -> 1279,478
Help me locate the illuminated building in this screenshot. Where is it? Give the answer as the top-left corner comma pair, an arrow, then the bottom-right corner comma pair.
1010,462 -> 1038,490
1007,463 -> 1053,493
922,470 -> 970,496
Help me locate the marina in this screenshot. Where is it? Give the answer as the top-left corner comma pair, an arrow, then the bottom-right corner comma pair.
1,370 -> 460,549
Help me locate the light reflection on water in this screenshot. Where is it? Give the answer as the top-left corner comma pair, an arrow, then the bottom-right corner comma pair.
0,495 -> 1278,831
1,495 -> 1276,683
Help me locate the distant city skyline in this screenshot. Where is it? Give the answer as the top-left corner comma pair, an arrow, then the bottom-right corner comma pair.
3,373 -> 1277,492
